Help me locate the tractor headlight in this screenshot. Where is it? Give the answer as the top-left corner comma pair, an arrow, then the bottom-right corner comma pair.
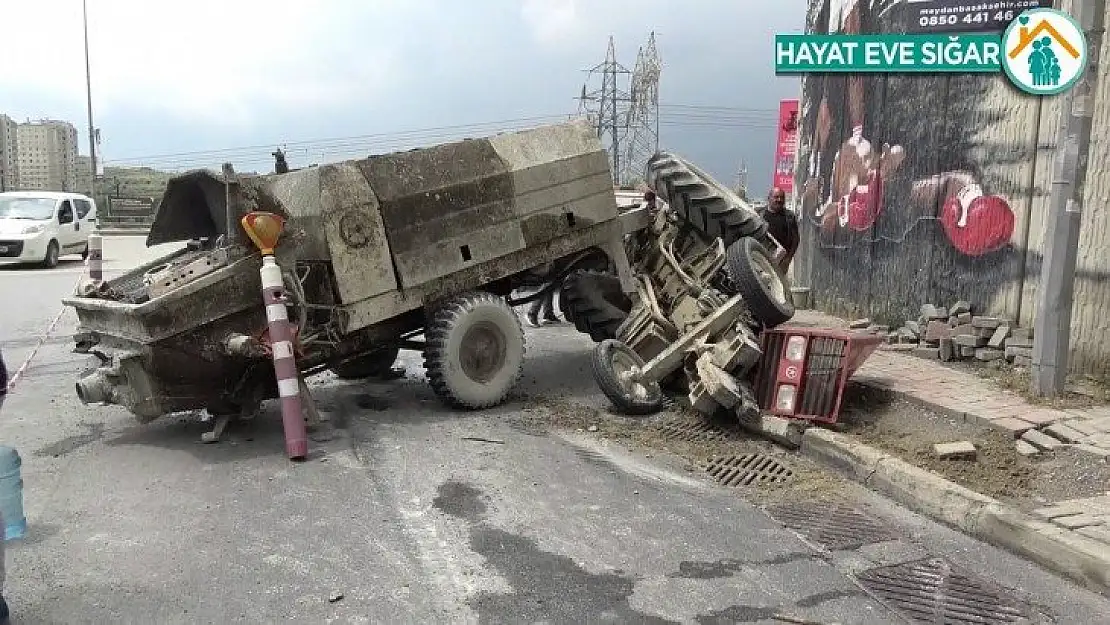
785,335 -> 807,362
775,384 -> 797,412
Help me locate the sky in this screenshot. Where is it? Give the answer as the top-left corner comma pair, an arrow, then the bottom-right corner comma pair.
0,0 -> 806,191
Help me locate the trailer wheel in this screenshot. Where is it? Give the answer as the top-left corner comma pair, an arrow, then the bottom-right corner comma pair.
560,270 -> 631,342
592,339 -> 664,415
425,292 -> 525,409
330,346 -> 401,380
725,237 -> 795,328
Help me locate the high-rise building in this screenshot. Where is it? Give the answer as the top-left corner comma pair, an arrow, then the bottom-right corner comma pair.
0,114 -> 17,192
15,119 -> 79,192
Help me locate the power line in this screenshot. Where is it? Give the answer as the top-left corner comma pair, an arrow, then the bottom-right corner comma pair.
102,110 -> 781,173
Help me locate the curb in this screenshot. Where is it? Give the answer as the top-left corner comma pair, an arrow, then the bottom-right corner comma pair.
800,427 -> 1110,596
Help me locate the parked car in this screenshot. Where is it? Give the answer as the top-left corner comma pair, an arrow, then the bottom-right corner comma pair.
0,191 -> 98,268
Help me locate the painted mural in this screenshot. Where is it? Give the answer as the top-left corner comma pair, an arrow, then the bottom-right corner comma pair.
794,0 -> 1040,325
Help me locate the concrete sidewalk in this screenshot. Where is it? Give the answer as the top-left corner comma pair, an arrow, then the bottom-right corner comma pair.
789,310 -> 1110,593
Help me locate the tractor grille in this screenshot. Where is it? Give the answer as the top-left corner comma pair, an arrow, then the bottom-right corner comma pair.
755,331 -> 850,424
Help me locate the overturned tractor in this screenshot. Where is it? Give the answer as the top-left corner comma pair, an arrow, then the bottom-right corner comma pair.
562,152 -> 803,436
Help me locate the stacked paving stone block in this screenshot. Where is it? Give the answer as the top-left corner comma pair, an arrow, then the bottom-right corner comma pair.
876,301 -> 1035,366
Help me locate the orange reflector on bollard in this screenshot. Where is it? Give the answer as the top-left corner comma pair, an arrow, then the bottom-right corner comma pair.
241,211 -> 286,254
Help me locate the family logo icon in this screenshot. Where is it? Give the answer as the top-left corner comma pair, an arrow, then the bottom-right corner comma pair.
1001,8 -> 1087,95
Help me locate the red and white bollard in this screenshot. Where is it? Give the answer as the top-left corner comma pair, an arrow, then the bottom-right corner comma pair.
260,254 -> 308,460
86,231 -> 102,282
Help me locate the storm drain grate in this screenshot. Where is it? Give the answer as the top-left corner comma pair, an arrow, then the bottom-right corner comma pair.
855,558 -> 1040,624
766,501 -> 898,551
653,418 -> 731,443
703,453 -> 793,487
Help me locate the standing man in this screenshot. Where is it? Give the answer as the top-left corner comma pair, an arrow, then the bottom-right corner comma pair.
761,186 -> 800,274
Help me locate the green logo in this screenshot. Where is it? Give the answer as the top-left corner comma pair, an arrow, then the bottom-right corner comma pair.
775,34 -> 1002,74
999,9 -> 1087,95
775,8 -> 1088,96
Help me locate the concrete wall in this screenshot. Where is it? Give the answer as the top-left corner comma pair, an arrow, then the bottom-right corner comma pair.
793,0 -> 1110,376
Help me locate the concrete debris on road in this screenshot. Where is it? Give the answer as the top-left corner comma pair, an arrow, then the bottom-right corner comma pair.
933,441 -> 977,460
1015,440 -> 1040,456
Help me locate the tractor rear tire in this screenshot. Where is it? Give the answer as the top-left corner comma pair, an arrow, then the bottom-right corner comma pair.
424,292 -> 525,409
330,346 -> 401,380
725,237 -> 795,328
645,151 -> 767,247
559,270 -> 632,343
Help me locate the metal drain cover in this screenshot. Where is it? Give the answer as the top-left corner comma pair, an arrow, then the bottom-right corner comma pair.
766,501 -> 898,550
653,418 -> 730,443
856,558 -> 1040,624
704,453 -> 793,487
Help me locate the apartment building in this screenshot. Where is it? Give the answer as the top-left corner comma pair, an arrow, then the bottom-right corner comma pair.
15,119 -> 79,192
0,114 -> 17,192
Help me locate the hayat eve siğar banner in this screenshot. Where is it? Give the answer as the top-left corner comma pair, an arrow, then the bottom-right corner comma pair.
773,99 -> 800,193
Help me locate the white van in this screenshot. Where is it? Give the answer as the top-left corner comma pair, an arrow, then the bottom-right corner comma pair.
0,191 -> 98,268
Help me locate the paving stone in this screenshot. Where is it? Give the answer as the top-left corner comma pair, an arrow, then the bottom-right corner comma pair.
1015,440 -> 1040,456
920,303 -> 944,319
849,318 -> 871,329
938,338 -> 956,362
1019,410 -> 1064,426
1052,513 -> 1105,530
1077,525 -> 1110,546
867,324 -> 890,334
974,347 -> 1004,361
971,316 -> 1005,329
1005,345 -> 1033,360
948,315 -> 959,327
1011,326 -> 1033,340
912,346 -> 939,359
975,326 -> 995,339
1044,423 -> 1087,443
991,417 -> 1036,436
955,311 -> 972,325
934,440 -> 977,459
1086,416 -> 1110,433
1013,355 -> 1032,367
1076,444 -> 1110,458
1022,428 -> 1064,451
904,320 -> 921,336
1006,336 -> 1034,349
949,300 -> 971,316
955,334 -> 987,348
987,325 -> 1011,348
924,320 -> 953,342
1067,419 -> 1101,436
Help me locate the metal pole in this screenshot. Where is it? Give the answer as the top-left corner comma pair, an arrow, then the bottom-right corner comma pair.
82,0 -> 97,188
1030,0 -> 1103,397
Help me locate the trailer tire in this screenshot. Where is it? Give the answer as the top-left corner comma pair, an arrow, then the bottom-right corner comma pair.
560,270 -> 631,343
645,152 -> 767,247
425,292 -> 525,410
592,339 -> 665,415
725,237 -> 795,328
330,346 -> 401,380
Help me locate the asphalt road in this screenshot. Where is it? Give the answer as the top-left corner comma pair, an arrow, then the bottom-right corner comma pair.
0,236 -> 1108,624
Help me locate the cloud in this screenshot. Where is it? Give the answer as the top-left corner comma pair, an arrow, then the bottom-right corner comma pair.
0,0 -> 404,126
520,0 -> 582,47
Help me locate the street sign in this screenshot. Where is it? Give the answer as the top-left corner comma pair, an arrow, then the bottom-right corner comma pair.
905,0 -> 1053,34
